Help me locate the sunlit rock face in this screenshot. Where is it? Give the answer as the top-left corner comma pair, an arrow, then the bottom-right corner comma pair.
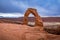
0,23 -> 47,40
23,8 -> 43,27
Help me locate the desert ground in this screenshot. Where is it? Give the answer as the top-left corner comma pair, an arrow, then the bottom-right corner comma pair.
0,17 -> 60,40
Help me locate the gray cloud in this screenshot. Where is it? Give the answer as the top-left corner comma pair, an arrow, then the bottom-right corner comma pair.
0,0 -> 60,17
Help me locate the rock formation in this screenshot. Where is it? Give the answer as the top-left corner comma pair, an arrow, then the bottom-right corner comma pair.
23,8 -> 43,27
0,8 -> 60,40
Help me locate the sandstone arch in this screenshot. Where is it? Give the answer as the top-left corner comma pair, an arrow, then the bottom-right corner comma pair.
23,8 -> 43,27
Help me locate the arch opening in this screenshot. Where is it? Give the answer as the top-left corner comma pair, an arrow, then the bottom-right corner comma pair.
27,13 -> 35,27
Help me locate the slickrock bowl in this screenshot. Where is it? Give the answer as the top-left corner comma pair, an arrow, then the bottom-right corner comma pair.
44,25 -> 60,35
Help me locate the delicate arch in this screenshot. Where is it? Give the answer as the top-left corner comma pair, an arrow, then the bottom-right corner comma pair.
23,8 -> 43,27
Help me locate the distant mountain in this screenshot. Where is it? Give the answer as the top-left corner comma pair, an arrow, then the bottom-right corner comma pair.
0,16 -> 19,18
17,17 -> 60,22
0,16 -> 4,18
0,17 -> 60,22
42,17 -> 60,22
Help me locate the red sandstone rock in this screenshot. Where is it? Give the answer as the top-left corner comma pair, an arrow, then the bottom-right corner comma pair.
23,8 -> 43,27
0,23 -> 47,40
0,8 -> 47,40
0,8 -> 60,40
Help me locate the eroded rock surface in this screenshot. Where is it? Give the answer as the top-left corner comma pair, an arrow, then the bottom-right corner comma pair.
23,8 -> 43,27
0,23 -> 47,40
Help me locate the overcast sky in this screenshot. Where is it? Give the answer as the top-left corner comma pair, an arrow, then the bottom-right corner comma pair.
0,0 -> 60,17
